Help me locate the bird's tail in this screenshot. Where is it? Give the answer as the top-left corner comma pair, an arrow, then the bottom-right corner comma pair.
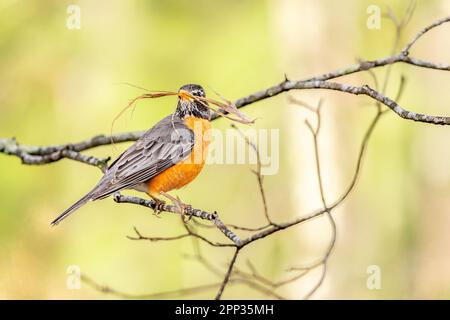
51,193 -> 93,226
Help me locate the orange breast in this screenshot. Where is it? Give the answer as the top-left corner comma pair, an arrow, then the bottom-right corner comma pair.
147,116 -> 211,197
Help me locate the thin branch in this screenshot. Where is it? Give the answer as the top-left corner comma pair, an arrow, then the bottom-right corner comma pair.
114,193 -> 240,246
277,81 -> 450,125
127,226 -> 191,242
185,238 -> 286,299
231,124 -> 277,226
234,278 -> 286,300
328,103 -> 383,210
402,15 -> 450,55
0,138 -> 111,171
227,223 -> 271,232
302,104 -> 337,299
381,2 -> 412,95
233,260 -> 310,289
302,264 -> 327,300
229,16 -> 450,121
286,95 -> 317,112
81,273 -> 225,299
215,248 -> 240,300
2,16 -> 449,168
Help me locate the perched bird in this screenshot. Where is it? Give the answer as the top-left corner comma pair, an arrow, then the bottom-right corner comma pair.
51,84 -> 212,225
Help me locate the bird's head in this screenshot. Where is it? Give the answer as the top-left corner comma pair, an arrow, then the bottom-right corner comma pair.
176,84 -> 210,119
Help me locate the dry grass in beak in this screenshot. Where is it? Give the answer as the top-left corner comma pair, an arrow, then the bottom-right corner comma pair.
177,87 -> 254,124
110,88 -> 254,145
110,91 -> 178,145
195,95 -> 254,124
177,89 -> 253,124
206,86 -> 255,124
178,90 -> 194,102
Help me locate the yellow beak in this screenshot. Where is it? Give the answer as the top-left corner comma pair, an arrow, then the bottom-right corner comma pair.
178,90 -> 193,101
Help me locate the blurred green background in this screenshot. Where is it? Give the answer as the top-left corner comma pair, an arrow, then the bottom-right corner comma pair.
0,0 -> 449,299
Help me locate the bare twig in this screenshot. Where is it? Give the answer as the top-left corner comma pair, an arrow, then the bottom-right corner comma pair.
127,226 -> 191,242
214,248 -> 240,300
231,124 -> 277,226
81,273 -> 225,299
114,193 -> 241,246
0,138 -> 112,171
302,104 -> 337,299
402,15 -> 450,55
2,16 -> 449,166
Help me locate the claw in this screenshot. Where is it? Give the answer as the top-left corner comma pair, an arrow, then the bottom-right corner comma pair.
149,195 -> 166,215
160,192 -> 192,223
180,202 -> 193,223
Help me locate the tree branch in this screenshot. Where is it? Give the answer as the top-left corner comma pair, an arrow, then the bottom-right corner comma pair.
1,14 -> 449,300
1,16 -> 448,166
114,193 -> 240,246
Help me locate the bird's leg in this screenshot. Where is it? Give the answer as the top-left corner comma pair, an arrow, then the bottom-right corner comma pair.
159,192 -> 192,222
149,194 -> 166,215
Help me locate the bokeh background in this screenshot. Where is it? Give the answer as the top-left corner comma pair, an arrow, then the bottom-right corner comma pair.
0,0 -> 449,299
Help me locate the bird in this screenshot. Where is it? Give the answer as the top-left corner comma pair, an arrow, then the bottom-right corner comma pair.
51,84 -> 212,226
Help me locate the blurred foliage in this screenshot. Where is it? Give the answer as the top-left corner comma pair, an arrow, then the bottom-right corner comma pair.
0,0 -> 449,299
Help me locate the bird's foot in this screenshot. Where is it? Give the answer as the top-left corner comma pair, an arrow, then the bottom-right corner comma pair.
160,192 -> 192,223
180,202 -> 193,223
150,196 -> 166,215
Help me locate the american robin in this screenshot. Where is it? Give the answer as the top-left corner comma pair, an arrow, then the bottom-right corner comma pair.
51,84 -> 212,225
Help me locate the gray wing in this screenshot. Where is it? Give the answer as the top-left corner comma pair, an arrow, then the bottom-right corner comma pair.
91,115 -> 194,199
